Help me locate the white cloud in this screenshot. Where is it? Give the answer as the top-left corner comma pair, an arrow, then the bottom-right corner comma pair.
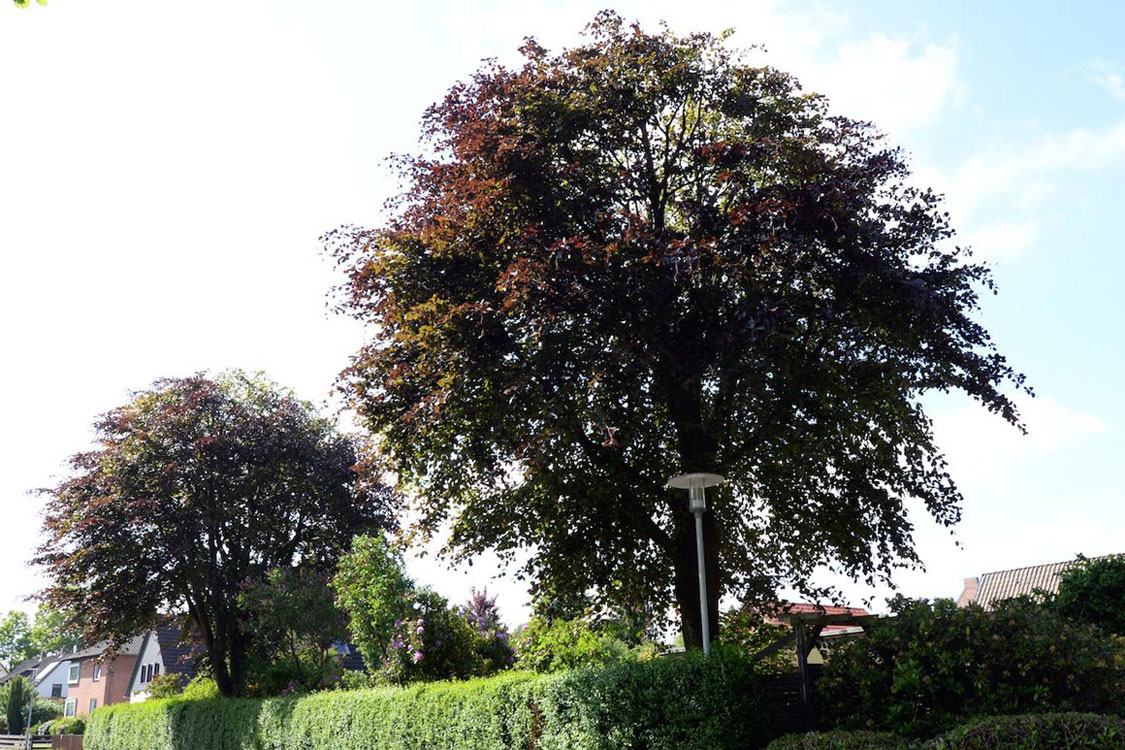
932,394 -> 1110,484
797,35 -> 959,138
959,219 -> 1040,261
1089,60 -> 1125,101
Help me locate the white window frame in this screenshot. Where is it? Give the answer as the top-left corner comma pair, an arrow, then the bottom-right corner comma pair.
67,663 -> 80,685
92,663 -> 102,681
89,698 -> 97,714
64,698 -> 77,718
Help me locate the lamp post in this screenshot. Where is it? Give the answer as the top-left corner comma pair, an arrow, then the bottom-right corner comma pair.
666,472 -> 725,657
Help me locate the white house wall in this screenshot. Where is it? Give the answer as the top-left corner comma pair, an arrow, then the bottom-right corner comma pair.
34,660 -> 71,700
127,633 -> 164,702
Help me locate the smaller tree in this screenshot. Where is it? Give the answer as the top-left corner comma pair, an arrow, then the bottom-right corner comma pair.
239,566 -> 349,694
332,534 -> 513,683
0,612 -> 32,673
331,533 -> 413,671
28,604 -> 82,656
5,676 -> 31,735
1054,554 -> 1125,636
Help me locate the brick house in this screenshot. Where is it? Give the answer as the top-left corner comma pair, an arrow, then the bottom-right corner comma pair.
63,635 -> 144,717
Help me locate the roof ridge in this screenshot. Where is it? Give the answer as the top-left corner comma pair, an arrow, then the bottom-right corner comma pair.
979,555 -> 1102,578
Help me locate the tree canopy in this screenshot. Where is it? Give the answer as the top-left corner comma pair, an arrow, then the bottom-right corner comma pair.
327,12 -> 1025,646
1054,554 -> 1125,636
36,371 -> 392,696
0,605 -> 81,673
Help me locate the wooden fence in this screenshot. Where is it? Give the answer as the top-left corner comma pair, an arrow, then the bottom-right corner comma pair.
0,736 -> 51,750
762,664 -> 825,737
0,736 -> 80,750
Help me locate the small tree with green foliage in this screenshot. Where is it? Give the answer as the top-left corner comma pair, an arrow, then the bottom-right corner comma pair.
0,612 -> 32,673
1054,554 -> 1125,636
331,533 -> 413,671
333,534 -> 513,684
239,566 -> 349,695
5,676 -> 31,735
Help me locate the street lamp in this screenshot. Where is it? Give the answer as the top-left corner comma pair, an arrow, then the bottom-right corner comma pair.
666,472 -> 725,657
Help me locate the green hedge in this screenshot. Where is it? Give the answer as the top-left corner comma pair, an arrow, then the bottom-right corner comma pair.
926,713 -> 1125,749
767,714 -> 1125,750
88,651 -> 769,750
765,730 -> 915,749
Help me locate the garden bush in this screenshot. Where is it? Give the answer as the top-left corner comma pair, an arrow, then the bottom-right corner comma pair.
87,649 -> 768,750
512,616 -> 633,673
47,716 -> 86,735
817,596 -> 1124,738
925,713 -> 1125,749
766,730 -> 916,749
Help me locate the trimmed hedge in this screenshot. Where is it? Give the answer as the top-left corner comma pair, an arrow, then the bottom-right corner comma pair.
765,730 -> 916,749
88,651 -> 769,750
926,713 -> 1125,749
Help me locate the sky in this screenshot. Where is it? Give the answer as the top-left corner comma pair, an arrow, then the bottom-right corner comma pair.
1,1 -> 1123,628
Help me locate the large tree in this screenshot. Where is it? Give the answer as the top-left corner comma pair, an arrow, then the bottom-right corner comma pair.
327,13 -> 1025,647
36,371 -> 391,696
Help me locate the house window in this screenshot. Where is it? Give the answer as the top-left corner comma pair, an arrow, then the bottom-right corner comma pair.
153,662 -> 160,677
51,684 -> 62,698
64,698 -> 76,718
142,664 -> 150,683
68,664 -> 80,685
93,663 -> 102,681
89,698 -> 98,714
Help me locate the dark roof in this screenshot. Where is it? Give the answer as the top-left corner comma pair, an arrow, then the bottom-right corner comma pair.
69,634 -> 146,661
0,651 -> 72,686
154,624 -> 200,677
974,555 -> 1118,609
0,656 -> 41,685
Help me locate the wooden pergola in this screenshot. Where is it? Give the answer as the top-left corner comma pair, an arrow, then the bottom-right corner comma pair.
750,610 -> 879,730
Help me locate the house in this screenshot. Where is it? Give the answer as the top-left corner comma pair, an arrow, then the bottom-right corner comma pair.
62,635 -> 145,717
0,651 -> 74,699
957,554 -> 1118,609
127,624 -> 199,702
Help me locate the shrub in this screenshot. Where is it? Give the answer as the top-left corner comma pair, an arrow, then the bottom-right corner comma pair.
766,730 -> 917,749
181,676 -> 221,700
30,697 -> 63,726
146,672 -> 188,699
48,716 -> 86,735
925,713 -> 1125,749
818,597 -> 1124,738
86,649 -> 767,750
512,616 -> 632,673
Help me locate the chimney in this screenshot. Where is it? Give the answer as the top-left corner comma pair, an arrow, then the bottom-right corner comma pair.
956,576 -> 979,607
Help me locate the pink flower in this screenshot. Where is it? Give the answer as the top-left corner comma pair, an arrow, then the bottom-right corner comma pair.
412,650 -> 424,663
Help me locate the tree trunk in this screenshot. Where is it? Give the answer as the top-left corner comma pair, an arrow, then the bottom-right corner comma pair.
662,371 -> 723,650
